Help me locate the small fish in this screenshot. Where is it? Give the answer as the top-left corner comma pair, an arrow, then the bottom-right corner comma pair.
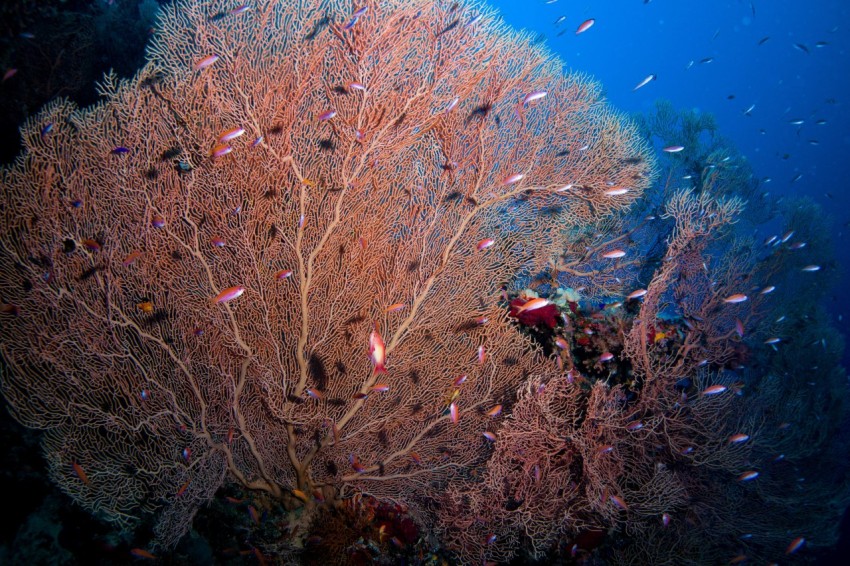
743,103 -> 756,116
555,337 -> 569,349
229,4 -> 251,15
626,420 -> 644,431
318,109 -> 337,121
801,265 -> 821,272
151,215 -> 165,228
482,431 -> 496,442
723,293 -> 748,304
662,513 -> 671,527
477,238 -> 495,251
211,237 -> 225,247
502,173 -> 524,185
194,54 -> 220,71
703,384 -> 727,396
699,57 -> 714,64
626,289 -> 647,300
729,433 -> 750,443
111,146 -> 130,155
758,36 -> 770,45
576,18 -> 595,35
123,250 -> 143,266
450,401 -> 459,424
764,337 -> 781,345
218,127 -> 245,143
306,388 -> 324,400
515,298 -> 552,314
385,302 -> 406,312
72,461 -> 90,485
137,301 -> 154,314
453,374 -> 467,386
140,389 -> 150,400
790,173 -> 802,183
211,285 -> 246,303
486,404 -> 503,417
785,536 -> 805,555
182,447 -> 191,461
210,144 -> 233,158
602,249 -> 626,259
663,145 -> 685,153
597,444 -> 614,455
604,187 -> 630,196
274,269 -> 293,280
599,352 -> 614,362
130,548 -> 157,560
793,43 -> 809,54
788,119 -> 805,125
347,81 -> 365,91
633,74 -> 657,91
78,238 -> 101,252
40,122 -> 54,137
735,319 -> 744,338
477,345 -> 486,364
760,286 -> 775,294
2,68 -> 18,81
522,90 -> 547,105
609,494 -> 629,510
292,489 -> 309,502
369,326 -> 387,374
445,97 -> 460,113
738,470 -> 759,481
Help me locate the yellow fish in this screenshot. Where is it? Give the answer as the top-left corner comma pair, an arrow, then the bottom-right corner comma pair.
137,301 -> 154,314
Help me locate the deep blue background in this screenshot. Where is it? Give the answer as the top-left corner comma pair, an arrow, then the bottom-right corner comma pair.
490,0 -> 850,366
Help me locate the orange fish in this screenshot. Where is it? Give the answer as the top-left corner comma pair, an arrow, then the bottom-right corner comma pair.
176,479 -> 190,497
130,548 -> 157,560
292,489 -> 309,502
82,238 -> 101,252
211,285 -> 245,303
137,301 -> 154,314
122,250 -> 143,266
515,297 -> 551,314
702,384 -> 727,396
723,293 -> 748,304
72,461 -> 90,485
486,404 -> 502,417
385,302 -> 406,313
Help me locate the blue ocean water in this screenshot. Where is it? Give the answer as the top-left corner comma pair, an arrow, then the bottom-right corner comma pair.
492,0 -> 850,367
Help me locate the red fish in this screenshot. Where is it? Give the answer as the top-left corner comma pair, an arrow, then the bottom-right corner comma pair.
130,548 -> 157,559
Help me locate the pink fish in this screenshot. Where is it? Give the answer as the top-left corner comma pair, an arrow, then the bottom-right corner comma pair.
604,187 -> 630,196
369,326 -> 387,374
477,238 -> 495,251
522,90 -> 547,105
599,352 -> 614,362
723,293 -> 748,304
450,402 -> 459,424
626,289 -> 647,300
738,470 -> 759,481
502,173 -> 524,185
482,431 -> 496,441
728,433 -> 750,444
194,54 -> 219,71
318,110 -> 337,121
275,269 -> 293,280
3,68 -> 18,81
702,384 -> 727,396
602,249 -> 626,259
515,297 -> 552,314
576,18 -> 595,35
211,285 -> 245,303
218,127 -> 245,143
478,345 -> 486,364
